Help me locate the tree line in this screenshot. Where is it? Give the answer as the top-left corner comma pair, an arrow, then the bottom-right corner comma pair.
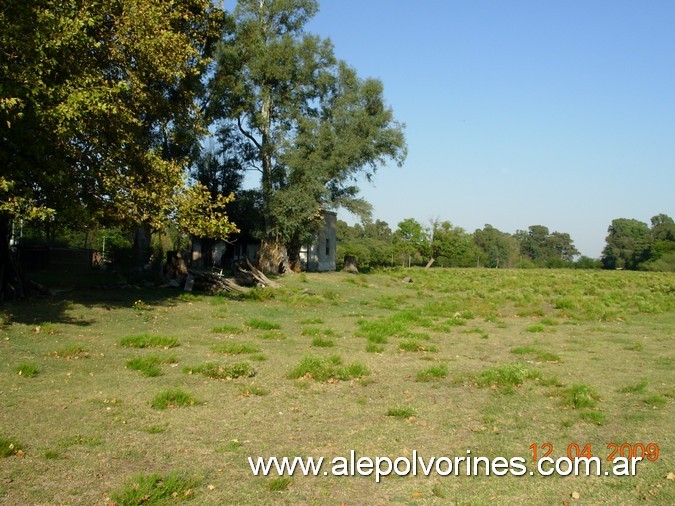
1,0 -> 405,299
337,214 -> 675,271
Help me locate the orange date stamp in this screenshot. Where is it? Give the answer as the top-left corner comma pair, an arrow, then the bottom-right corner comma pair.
530,442 -> 660,462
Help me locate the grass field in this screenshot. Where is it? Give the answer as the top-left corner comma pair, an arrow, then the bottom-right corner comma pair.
0,268 -> 673,505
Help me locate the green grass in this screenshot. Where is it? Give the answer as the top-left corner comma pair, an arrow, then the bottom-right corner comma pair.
385,407 -> 416,419
52,344 -> 88,359
564,384 -> 600,409
268,477 -> 292,491
211,342 -> 261,355
1,268 -> 673,504
288,355 -> 369,382
416,364 -> 449,382
245,319 -> 281,330
151,389 -> 200,410
476,364 -> 542,389
109,471 -> 200,505
184,362 -> 256,380
311,336 -> 335,347
125,355 -> 177,377
119,333 -> 179,349
16,362 -> 39,377
0,436 -> 22,457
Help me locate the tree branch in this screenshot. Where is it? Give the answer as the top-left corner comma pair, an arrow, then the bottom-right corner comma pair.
237,115 -> 261,151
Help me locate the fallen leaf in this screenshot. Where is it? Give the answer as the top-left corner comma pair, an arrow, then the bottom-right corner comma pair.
207,484 -> 215,491
571,491 -> 580,500
666,472 -> 675,481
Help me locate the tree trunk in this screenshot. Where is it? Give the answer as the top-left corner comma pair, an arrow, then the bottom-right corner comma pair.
132,224 -> 152,266
258,239 -> 289,275
0,216 -> 23,303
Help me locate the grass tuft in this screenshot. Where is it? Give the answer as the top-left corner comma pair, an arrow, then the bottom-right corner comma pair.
564,384 -> 600,409
16,362 -> 39,377
151,389 -> 200,409
240,384 -> 269,396
211,342 -> 261,355
211,325 -> 243,334
52,344 -> 88,359
119,334 -> 179,349
0,436 -> 22,457
268,477 -> 292,491
288,355 -> 369,382
246,319 -> 280,330
109,471 -> 200,505
416,364 -> 449,382
476,364 -> 541,389
386,407 -> 416,419
311,337 -> 335,347
184,362 -> 256,380
126,355 -> 177,377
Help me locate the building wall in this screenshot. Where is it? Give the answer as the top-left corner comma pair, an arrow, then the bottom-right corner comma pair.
300,210 -> 337,272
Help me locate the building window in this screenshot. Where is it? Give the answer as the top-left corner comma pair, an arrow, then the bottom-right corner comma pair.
325,238 -> 330,256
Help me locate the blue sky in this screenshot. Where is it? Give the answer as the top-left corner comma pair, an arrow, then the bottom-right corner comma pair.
301,0 -> 675,257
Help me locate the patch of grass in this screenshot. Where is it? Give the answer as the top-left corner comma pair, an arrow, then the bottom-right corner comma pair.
245,318 -> 280,330
109,471 -> 200,505
399,339 -> 437,352
365,343 -> 385,353
256,331 -> 285,340
119,333 -> 179,349
476,364 -> 542,389
300,317 -> 324,325
240,384 -> 269,396
44,449 -> 62,459
151,389 -> 200,409
311,337 -> 335,347
618,379 -> 649,394
142,426 -> 167,435
526,324 -> 546,333
268,477 -> 292,491
416,364 -> 449,382
564,384 -> 600,409
643,394 -> 666,407
386,407 -> 416,419
184,362 -> 256,380
211,342 -> 261,355
178,293 -> 203,302
624,342 -> 644,351
579,411 -> 606,425
431,482 -> 446,498
125,355 -> 177,377
16,362 -> 39,377
288,355 -> 369,382
302,327 -> 336,337
217,440 -> 243,452
52,344 -> 88,359
211,325 -> 243,334
34,322 -> 59,335
59,434 -> 102,449
511,346 -> 538,355
511,346 -> 560,362
0,436 -> 22,457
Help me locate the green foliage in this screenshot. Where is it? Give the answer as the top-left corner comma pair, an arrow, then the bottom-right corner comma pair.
184,362 -> 256,380
119,334 -> 179,349
288,355 -> 369,382
16,363 -> 39,378
52,344 -> 88,359
476,364 -> 542,389
126,355 -> 177,377
385,407 -> 416,419
311,337 -> 335,347
564,384 -> 600,409
211,343 -> 261,355
267,477 -> 292,492
245,319 -> 281,330
0,436 -> 22,457
416,364 -> 449,382
151,390 -> 200,410
109,471 -> 200,505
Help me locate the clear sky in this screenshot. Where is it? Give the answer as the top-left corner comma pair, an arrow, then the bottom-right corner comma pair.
301,0 -> 675,258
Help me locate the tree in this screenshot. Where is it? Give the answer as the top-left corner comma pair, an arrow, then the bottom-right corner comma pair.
1,0 -> 227,299
429,220 -> 479,267
601,218 -> 651,270
336,219 -> 393,269
393,218 -> 429,267
473,225 -> 519,268
210,0 -> 406,273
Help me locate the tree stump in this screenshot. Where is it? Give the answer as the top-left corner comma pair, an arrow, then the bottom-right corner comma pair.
342,255 -> 359,273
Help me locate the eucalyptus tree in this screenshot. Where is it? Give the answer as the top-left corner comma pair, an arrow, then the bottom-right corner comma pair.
210,0 -> 406,273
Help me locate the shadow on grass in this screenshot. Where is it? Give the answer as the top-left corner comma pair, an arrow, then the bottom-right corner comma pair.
3,267 -> 195,326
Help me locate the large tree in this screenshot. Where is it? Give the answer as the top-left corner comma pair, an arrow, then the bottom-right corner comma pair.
210,0 -> 406,273
601,218 -> 652,270
1,0 -> 227,299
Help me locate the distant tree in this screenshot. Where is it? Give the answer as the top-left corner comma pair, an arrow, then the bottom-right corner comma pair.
430,220 -> 479,267
601,218 -> 651,270
336,219 -> 393,269
210,0 -> 406,273
642,214 -> 675,271
393,218 -> 429,267
515,225 -> 579,266
473,225 -> 519,268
